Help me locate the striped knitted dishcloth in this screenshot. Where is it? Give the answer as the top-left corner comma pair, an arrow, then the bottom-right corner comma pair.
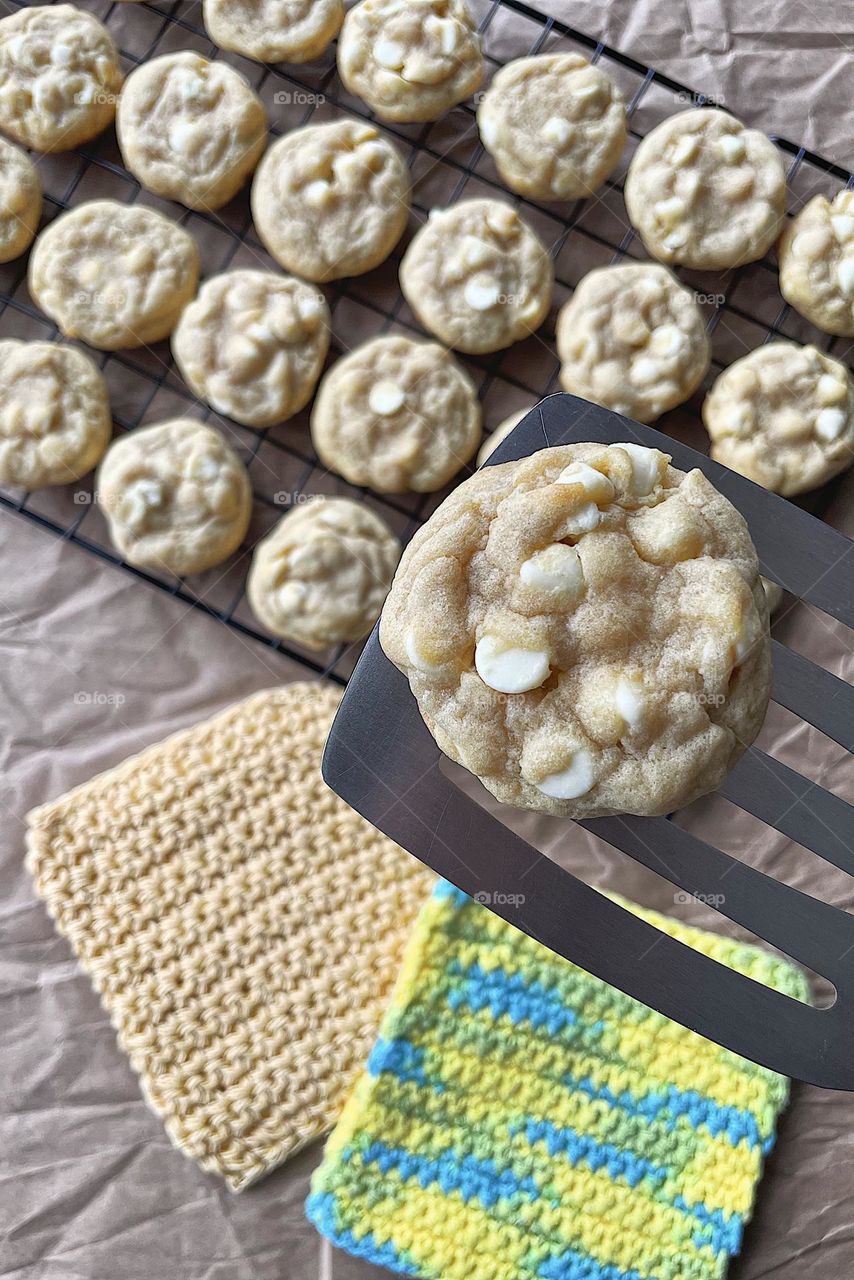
307,881 -> 809,1280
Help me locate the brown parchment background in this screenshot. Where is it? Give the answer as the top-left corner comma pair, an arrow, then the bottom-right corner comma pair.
4,2 -> 854,1278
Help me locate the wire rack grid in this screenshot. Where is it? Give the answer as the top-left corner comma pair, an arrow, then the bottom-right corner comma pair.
1,0 -> 853,689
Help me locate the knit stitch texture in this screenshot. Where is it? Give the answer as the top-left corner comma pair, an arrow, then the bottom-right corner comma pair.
26,682 -> 434,1190
308,881 -> 809,1279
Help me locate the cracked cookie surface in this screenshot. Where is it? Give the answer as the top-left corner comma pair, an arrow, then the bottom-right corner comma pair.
337,0 -> 483,122
172,269 -> 330,428
625,108 -> 786,270
0,5 -> 122,152
556,263 -> 711,423
477,53 -> 627,200
0,340 -> 111,489
380,441 -> 770,818
0,137 -> 41,263
203,0 -> 343,63
97,419 -> 252,576
400,198 -> 553,354
247,497 -> 400,649
29,200 -> 200,350
778,190 -> 854,336
703,341 -> 854,496
117,52 -> 267,210
311,335 -> 480,493
251,120 -> 409,282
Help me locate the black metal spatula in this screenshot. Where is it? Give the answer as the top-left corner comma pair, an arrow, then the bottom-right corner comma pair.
322,393 -> 854,1088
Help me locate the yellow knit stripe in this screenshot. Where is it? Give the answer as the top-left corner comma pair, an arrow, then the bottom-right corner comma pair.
333,1153 -> 718,1280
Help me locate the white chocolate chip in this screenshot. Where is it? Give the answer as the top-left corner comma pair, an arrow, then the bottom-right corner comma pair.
649,324 -> 685,358
304,179 -> 334,209
180,74 -> 206,102
716,134 -> 746,163
486,206 -> 518,238
536,750 -> 596,800
405,631 -> 444,674
670,134 -> 699,167
615,673 -> 645,731
474,636 -> 550,694
556,461 -> 615,502
479,115 -> 498,148
663,230 -> 690,252
817,373 -> 847,405
655,196 -> 687,227
630,357 -> 660,388
837,260 -> 854,297
369,380 -> 406,416
719,403 -> 753,436
464,275 -> 501,311
562,501 -> 601,536
542,116 -> 572,148
189,453 -> 220,482
519,543 -> 584,599
831,215 -> 854,242
815,407 -> 848,441
462,235 -> 492,269
374,38 -> 405,70
619,443 -> 664,495
278,581 -> 308,613
426,15 -> 459,55
168,119 -> 201,154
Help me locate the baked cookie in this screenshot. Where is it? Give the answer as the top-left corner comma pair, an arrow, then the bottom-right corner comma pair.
337,0 -> 483,123
247,497 -> 400,649
381,442 -> 770,818
0,5 -> 122,153
477,408 -> 529,466
98,419 -> 251,576
625,109 -> 787,270
311,335 -> 480,492
172,270 -> 330,428
117,52 -> 267,211
251,120 -> 409,282
203,0 -> 344,64
29,200 -> 200,350
703,341 -> 854,496
0,340 -> 111,489
556,264 -> 710,424
400,199 -> 553,354
477,54 -> 627,200
778,190 -> 854,336
0,138 -> 41,263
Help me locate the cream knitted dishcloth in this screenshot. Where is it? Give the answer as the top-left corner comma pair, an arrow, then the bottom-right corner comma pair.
25,682 -> 434,1191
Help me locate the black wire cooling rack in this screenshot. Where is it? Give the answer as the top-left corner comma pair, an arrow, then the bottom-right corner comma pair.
1,0 -> 853,686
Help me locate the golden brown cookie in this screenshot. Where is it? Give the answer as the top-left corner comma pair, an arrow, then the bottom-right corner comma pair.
97,419 -> 252,576
702,341 -> 854,496
247,497 -> 400,649
400,199 -> 553,354
381,442 -> 770,818
477,53 -> 627,200
625,109 -> 786,270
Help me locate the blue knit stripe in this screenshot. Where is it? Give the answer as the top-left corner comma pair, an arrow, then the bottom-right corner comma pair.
537,1244 -> 650,1280
367,1036 -> 444,1090
306,1192 -> 424,1276
673,1196 -> 744,1256
448,961 -> 604,1039
521,1118 -> 668,1189
567,1074 -> 764,1149
354,1138 -> 541,1208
